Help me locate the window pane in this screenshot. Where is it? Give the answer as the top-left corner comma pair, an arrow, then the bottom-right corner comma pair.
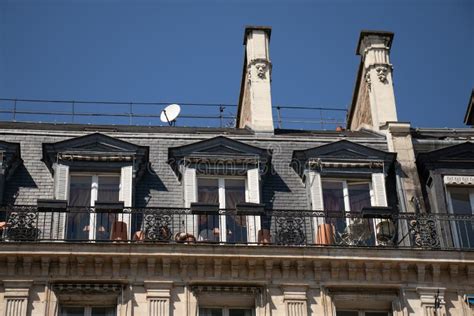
449,187 -> 473,215
97,176 -> 120,203
198,178 -> 219,204
68,176 -> 92,240
199,308 -> 223,316
69,176 -> 92,206
449,187 -> 474,248
348,182 -> 371,213
198,178 -> 219,241
225,179 -> 247,243
91,307 -> 116,316
229,309 -> 253,316
322,181 -> 344,212
336,312 -> 358,316
96,176 -> 121,241
59,306 -> 85,316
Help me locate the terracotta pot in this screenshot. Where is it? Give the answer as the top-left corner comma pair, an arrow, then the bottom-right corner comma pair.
258,229 -> 272,245
316,223 -> 335,245
111,221 -> 128,240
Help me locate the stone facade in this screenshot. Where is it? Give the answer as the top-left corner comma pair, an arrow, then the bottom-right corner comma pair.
0,28 -> 473,316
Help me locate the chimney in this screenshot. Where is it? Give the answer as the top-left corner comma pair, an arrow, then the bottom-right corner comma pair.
347,30 -> 398,132
236,26 -> 274,134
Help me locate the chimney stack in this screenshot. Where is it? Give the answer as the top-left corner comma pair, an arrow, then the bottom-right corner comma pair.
236,26 -> 274,134
347,30 -> 398,132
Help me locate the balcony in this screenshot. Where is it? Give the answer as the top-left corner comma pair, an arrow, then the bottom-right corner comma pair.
0,205 -> 473,251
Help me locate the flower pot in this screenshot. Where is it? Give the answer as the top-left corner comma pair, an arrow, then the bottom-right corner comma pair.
258,229 -> 271,244
316,223 -> 335,245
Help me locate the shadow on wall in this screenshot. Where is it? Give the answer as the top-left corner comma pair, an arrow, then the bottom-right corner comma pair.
262,168 -> 292,209
3,165 -> 38,205
135,164 -> 168,208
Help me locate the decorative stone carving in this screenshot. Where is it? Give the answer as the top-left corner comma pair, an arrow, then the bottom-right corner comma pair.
297,260 -> 305,280
77,257 -> 86,276
94,258 -> 104,276
365,72 -> 372,91
248,259 -> 256,279
432,264 -> 440,283
417,263 -> 426,283
162,258 -> 171,277
247,58 -> 272,81
112,257 -> 120,277
59,257 -> 69,276
214,259 -> 222,278
376,66 -> 389,83
313,262 -> 322,281
197,259 -> 205,278
130,257 -> 138,276
41,256 -> 50,276
22,257 -> 32,276
282,260 -> 291,279
147,258 -> 156,276
231,260 -> 240,279
449,264 -> 458,281
265,260 -> 273,279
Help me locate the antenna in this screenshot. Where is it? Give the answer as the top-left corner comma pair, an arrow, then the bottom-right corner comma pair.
160,104 -> 181,126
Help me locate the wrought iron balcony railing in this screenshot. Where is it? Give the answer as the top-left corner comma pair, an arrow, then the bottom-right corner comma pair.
0,205 -> 473,250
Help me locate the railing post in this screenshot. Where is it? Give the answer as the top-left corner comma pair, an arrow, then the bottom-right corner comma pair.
219,106 -> 224,128
276,106 -> 282,129
13,99 -> 17,121
72,101 -> 75,123
129,102 -> 133,125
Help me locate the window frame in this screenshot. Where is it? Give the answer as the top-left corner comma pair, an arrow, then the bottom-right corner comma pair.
445,184 -> 474,248
198,306 -> 255,316
68,172 -> 122,241
335,310 -> 392,316
59,304 -> 117,316
197,175 -> 249,243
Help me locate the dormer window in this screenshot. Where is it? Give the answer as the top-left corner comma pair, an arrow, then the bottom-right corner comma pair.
42,133 -> 149,241
292,140 -> 396,246
168,136 -> 271,243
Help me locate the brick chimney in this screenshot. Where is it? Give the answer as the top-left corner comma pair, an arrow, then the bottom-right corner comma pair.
236,26 -> 274,134
347,30 -> 398,132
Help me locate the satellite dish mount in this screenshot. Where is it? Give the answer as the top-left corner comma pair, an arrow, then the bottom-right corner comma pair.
160,104 -> 181,126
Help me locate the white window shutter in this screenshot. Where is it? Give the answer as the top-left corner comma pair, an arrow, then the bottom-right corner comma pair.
307,170 -> 324,211
247,167 -> 261,243
120,165 -> 133,207
52,163 -> 69,239
307,170 -> 326,243
372,172 -> 388,207
53,163 -> 69,200
183,166 -> 197,235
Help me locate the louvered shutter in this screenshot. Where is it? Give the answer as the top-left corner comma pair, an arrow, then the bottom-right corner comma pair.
53,163 -> 69,239
371,172 -> 388,207
120,165 -> 133,207
183,166 -> 197,235
307,170 -> 326,244
53,163 -> 69,200
246,167 -> 261,243
118,165 -> 133,240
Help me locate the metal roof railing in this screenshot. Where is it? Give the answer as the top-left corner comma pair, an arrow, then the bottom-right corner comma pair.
0,98 -> 347,130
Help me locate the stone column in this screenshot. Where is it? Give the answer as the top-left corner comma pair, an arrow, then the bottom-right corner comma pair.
282,286 -> 308,316
144,282 -> 173,316
3,281 -> 32,316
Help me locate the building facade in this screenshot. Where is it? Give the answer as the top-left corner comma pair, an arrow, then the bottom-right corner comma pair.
0,27 -> 473,316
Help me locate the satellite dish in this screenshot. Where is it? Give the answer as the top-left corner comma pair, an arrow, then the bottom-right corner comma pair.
160,103 -> 181,126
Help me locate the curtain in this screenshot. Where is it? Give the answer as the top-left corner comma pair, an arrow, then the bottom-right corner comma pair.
198,179 -> 219,241
96,176 -> 120,240
67,176 -> 92,240
225,179 -> 246,243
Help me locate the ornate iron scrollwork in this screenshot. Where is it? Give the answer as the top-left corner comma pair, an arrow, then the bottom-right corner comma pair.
5,211 -> 40,241
409,216 -> 440,248
142,211 -> 172,241
274,215 -> 306,245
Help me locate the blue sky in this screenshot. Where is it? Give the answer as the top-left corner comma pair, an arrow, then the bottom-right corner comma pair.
0,0 -> 472,128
